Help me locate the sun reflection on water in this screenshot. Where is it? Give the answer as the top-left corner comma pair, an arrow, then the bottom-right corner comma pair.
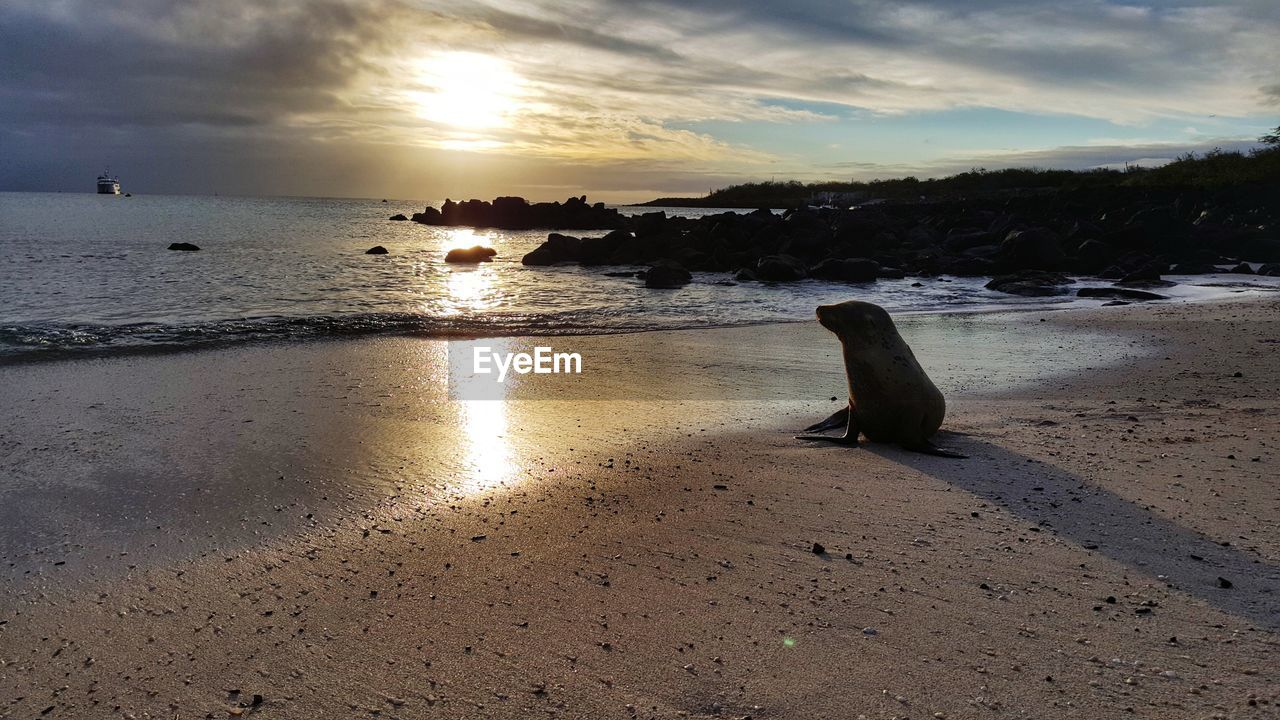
435,228 -> 504,316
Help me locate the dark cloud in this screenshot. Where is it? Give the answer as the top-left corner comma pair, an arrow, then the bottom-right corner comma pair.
0,1 -> 414,130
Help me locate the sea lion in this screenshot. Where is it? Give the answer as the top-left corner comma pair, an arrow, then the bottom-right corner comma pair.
797,300 -> 966,458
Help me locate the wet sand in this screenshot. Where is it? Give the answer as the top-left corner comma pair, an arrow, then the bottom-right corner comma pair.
1,299 -> 1277,718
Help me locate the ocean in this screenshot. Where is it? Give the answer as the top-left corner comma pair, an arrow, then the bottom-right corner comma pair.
1,192 -> 1274,361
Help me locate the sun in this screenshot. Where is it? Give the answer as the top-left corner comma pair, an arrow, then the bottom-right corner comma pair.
411,52 -> 523,131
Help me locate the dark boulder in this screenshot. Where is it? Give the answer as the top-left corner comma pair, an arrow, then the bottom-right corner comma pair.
999,228 -> 1065,271
1258,263 -> 1280,277
167,242 -> 200,251
985,271 -> 1074,297
734,268 -> 759,282
942,256 -> 998,276
365,246 -> 389,255
389,214 -> 408,221
1077,287 -> 1167,301
521,233 -> 582,266
1073,239 -> 1115,274
1169,262 -> 1217,275
634,211 -> 668,238
1120,261 -> 1168,284
643,262 -> 692,289
1228,262 -> 1254,274
755,254 -> 808,282
809,258 -> 879,282
944,230 -> 993,253
444,245 -> 497,263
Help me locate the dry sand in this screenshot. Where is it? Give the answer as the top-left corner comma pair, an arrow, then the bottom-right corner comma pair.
1,298 -> 1277,719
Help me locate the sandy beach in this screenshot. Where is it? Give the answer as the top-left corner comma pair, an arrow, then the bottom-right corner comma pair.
2,298 -> 1278,719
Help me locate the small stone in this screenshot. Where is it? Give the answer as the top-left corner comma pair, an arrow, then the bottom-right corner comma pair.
1216,576 -> 1233,589
811,543 -> 826,555
862,627 -> 877,636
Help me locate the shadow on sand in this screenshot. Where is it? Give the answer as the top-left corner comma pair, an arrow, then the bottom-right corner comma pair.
871,434 -> 1279,631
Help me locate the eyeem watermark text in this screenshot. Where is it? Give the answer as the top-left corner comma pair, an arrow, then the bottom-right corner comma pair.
473,346 -> 582,383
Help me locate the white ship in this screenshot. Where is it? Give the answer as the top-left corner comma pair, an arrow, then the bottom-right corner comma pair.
96,169 -> 121,195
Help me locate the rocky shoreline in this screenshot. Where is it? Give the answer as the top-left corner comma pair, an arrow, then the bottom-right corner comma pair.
397,189 -> 1280,297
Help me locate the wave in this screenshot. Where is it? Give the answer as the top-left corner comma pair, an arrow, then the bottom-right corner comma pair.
0,312 -> 707,364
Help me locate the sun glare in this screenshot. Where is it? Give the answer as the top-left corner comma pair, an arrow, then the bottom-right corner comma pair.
412,52 -> 523,130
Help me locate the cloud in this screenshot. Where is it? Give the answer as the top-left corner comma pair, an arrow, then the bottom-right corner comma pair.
1,0 -> 1277,199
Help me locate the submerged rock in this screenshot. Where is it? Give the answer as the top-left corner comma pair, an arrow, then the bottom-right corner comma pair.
389,213 -> 408,221
365,245 -> 389,255
1077,287 -> 1167,301
985,271 -> 1073,296
167,242 -> 200,251
642,262 -> 692,289
755,254 -> 808,282
444,245 -> 497,263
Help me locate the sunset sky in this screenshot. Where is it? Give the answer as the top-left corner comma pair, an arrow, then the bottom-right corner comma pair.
1,0 -> 1277,202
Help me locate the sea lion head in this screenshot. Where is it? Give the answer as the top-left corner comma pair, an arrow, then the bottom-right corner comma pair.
814,300 -> 896,343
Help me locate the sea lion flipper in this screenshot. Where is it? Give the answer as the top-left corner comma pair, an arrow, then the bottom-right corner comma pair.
795,433 -> 860,446
797,406 -> 859,445
903,442 -> 968,459
804,407 -> 849,433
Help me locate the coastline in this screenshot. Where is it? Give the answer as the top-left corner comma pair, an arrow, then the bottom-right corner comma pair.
2,298 -> 1278,718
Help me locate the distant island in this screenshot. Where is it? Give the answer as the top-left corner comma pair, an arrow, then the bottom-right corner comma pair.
638,136 -> 1280,208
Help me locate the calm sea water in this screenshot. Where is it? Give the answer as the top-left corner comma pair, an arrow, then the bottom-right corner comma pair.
1,192 -> 1274,361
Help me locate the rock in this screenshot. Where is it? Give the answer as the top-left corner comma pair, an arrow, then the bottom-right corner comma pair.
444,245 -> 497,263
755,254 -> 808,282
389,213 -> 408,221
1120,261 -> 1167,283
1258,263 -> 1280,277
944,230 -> 994,252
1170,262 -> 1217,274
809,257 -> 879,282
634,211 -> 668,238
167,242 -> 200,251
985,271 -> 1073,297
1077,287 -> 1167,301
1000,227 -> 1066,271
811,542 -> 826,555
1074,239 -> 1116,273
522,233 -> 582,266
412,195 -> 626,230
1217,576 -> 1233,589
1228,262 -> 1254,274
643,262 -> 692,289
733,268 -> 759,282
365,245 -> 389,255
